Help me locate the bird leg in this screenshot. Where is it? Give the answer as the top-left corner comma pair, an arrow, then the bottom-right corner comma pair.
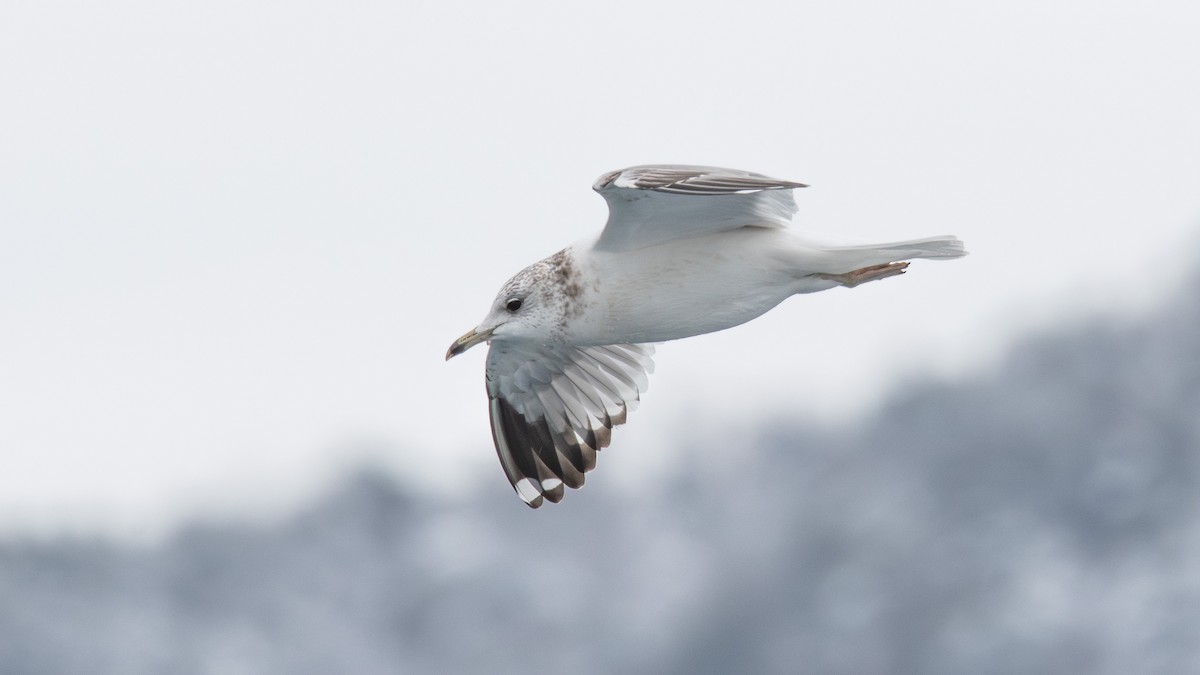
815,262 -> 909,288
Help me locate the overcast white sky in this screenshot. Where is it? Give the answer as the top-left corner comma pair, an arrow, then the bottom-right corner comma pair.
2,0 -> 1198,538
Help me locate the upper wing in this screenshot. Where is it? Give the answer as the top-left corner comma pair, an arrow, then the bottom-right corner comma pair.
592,165 -> 807,252
484,341 -> 656,508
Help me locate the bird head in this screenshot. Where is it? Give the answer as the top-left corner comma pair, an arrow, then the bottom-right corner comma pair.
445,258 -> 560,360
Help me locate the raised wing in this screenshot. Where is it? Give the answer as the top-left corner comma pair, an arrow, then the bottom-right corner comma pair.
592,165 -> 807,252
484,341 -> 655,507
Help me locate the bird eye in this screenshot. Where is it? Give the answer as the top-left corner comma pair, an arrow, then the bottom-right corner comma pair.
505,298 -> 523,312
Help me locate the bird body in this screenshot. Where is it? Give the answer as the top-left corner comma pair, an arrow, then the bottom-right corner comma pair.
563,227 -> 961,345
446,165 -> 966,507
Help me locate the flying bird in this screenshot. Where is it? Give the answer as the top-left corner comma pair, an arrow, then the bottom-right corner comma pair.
446,165 -> 966,507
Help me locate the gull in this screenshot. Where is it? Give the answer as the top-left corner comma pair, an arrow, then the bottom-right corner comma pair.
446,165 -> 966,507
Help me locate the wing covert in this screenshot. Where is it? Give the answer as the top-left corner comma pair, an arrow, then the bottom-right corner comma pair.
592,164 -> 807,252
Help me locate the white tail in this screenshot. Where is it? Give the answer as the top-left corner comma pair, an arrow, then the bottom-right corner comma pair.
830,235 -> 967,261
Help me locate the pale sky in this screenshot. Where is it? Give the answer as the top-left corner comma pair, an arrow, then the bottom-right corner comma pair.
2,0 -> 1198,538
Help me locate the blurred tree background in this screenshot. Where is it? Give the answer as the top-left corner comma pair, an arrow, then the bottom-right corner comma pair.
2,265 -> 1197,675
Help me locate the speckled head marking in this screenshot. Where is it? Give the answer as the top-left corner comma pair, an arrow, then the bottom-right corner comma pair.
477,247 -> 590,343
547,249 -> 587,329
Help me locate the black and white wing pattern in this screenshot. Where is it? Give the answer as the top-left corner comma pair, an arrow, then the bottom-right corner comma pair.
484,341 -> 656,507
592,164 -> 808,252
